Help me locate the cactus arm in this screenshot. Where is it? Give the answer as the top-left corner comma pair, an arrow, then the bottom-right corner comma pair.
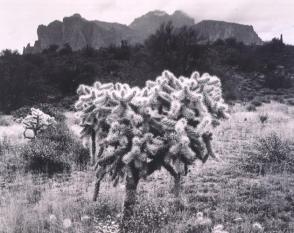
162,162 -> 178,178
202,132 -> 217,159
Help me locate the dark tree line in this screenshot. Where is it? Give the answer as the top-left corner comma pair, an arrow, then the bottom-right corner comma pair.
0,23 -> 293,113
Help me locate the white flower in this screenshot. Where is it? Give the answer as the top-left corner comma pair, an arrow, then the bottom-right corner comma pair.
233,217 -> 243,223
195,212 -> 212,226
49,214 -> 57,223
196,212 -> 204,220
252,222 -> 263,231
213,224 -> 224,231
81,215 -> 91,223
212,224 -> 230,233
63,218 -> 72,229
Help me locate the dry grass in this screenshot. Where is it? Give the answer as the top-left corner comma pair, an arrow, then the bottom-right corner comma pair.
1,102 -> 294,233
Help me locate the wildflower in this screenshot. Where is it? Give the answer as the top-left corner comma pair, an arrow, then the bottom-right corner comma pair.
63,218 -> 72,229
49,214 -> 57,223
233,217 -> 243,223
195,212 -> 212,226
196,212 -> 204,219
81,215 -> 91,223
252,222 -> 263,232
213,224 -> 224,231
212,224 -> 229,233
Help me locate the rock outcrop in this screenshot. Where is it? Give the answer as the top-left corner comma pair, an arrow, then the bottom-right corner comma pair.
23,11 -> 263,54
24,14 -> 139,53
192,20 -> 263,45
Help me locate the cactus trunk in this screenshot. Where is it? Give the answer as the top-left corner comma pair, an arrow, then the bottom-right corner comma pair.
173,174 -> 181,198
91,129 -> 96,165
93,180 -> 100,201
122,170 -> 139,227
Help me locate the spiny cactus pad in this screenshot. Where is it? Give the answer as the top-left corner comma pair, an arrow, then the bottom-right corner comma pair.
75,70 -> 229,184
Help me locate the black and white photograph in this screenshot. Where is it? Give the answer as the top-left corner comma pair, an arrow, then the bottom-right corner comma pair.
0,1 -> 294,232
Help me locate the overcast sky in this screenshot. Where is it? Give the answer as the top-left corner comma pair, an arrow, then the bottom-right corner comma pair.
0,0 -> 293,52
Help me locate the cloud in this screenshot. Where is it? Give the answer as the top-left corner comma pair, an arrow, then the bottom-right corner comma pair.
0,0 -> 293,51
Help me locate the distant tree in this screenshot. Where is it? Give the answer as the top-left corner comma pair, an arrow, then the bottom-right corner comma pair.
213,39 -> 225,46
145,22 -> 198,74
42,44 -> 59,54
59,43 -> 73,55
81,45 -> 97,57
0,49 -> 19,56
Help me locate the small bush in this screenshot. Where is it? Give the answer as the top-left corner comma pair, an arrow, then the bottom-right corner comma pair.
246,104 -> 257,112
0,115 -> 13,126
21,122 -> 89,175
251,100 -> 263,107
286,99 -> 294,106
258,114 -> 268,124
12,104 -> 65,122
241,133 -> 293,174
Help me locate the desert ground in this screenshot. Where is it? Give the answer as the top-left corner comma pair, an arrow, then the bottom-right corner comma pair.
0,101 -> 294,233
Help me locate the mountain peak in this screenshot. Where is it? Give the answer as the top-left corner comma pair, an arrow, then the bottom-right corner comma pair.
147,10 -> 168,17
72,13 -> 82,18
172,10 -> 188,16
129,9 -> 194,41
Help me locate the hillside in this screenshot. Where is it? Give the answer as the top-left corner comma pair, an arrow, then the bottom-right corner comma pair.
1,26 -> 294,113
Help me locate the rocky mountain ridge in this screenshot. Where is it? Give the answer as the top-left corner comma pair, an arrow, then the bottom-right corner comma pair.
23,10 -> 263,53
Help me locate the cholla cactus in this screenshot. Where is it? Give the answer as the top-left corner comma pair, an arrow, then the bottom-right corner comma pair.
75,70 -> 229,222
22,108 -> 56,139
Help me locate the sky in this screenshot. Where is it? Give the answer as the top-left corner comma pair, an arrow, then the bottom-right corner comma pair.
0,0 -> 293,52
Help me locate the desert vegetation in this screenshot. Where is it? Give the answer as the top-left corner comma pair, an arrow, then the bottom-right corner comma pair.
1,23 -> 294,114
1,73 -> 294,232
1,23 -> 294,233
74,70 -> 229,229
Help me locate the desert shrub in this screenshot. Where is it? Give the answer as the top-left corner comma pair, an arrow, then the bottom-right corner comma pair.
286,99 -> 294,106
34,103 -> 65,122
0,115 -> 13,126
10,106 -> 31,119
258,113 -> 268,124
72,144 -> 90,170
251,100 -> 263,107
264,73 -> 292,90
12,103 -> 65,122
262,98 -> 271,104
22,108 -> 57,139
21,122 -> 89,175
58,96 -> 77,110
246,104 -> 257,112
241,133 -> 293,174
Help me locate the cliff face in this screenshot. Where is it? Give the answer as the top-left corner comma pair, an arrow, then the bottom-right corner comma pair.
24,14 -> 138,53
192,20 -> 263,45
23,11 -> 263,54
